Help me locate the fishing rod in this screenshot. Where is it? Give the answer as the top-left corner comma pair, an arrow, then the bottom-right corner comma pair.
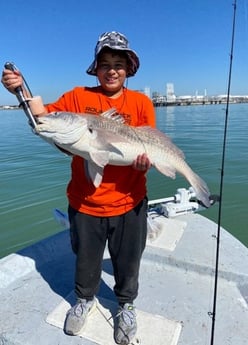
4,62 -> 37,129
209,1 -> 237,344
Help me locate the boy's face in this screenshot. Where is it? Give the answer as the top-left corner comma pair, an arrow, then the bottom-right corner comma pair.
96,51 -> 128,96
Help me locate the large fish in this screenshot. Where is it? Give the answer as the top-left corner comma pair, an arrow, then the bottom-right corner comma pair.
35,109 -> 211,207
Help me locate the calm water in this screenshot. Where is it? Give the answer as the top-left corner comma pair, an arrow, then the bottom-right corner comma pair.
0,104 -> 247,258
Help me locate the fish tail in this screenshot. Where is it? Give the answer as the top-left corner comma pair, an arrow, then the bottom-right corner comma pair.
188,172 -> 211,208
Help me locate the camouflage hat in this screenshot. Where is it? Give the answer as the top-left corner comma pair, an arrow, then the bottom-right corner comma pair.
86,31 -> 140,77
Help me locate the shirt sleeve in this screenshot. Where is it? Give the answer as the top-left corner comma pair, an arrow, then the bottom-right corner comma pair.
45,88 -> 80,113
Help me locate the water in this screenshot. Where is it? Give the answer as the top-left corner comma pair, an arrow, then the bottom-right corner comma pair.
0,104 -> 247,258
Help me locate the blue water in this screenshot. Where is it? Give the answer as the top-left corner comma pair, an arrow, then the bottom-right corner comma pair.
0,104 -> 247,258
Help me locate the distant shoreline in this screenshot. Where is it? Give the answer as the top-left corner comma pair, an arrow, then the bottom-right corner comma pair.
152,96 -> 248,107
0,105 -> 19,110
1,97 -> 248,110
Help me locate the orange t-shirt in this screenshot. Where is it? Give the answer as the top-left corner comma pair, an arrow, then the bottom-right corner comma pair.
45,86 -> 156,216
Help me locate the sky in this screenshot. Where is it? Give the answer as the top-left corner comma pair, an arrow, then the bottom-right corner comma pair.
1,0 -> 248,105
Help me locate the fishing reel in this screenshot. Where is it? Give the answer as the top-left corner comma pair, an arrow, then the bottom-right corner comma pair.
161,187 -> 201,217
149,187 -> 218,218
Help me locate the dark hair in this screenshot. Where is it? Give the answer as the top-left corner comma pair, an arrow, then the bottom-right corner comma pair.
97,47 -> 132,73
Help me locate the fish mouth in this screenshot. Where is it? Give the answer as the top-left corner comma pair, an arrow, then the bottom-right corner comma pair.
36,117 -> 48,125
54,143 -> 72,156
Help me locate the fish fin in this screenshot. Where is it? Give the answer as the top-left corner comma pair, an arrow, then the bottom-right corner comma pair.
87,151 -> 111,187
89,151 -> 110,167
104,143 -> 124,157
154,162 -> 177,179
84,160 -> 104,188
88,131 -> 125,161
188,172 -> 211,208
100,108 -> 126,124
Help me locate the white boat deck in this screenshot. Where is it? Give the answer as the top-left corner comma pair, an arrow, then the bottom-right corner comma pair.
1,213 -> 248,345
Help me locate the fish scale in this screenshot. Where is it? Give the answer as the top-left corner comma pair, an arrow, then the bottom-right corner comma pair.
35,109 -> 210,207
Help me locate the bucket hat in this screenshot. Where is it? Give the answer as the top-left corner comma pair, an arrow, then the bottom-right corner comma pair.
86,31 -> 140,77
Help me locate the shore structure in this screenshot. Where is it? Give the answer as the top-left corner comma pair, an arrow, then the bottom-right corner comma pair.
150,83 -> 248,107
152,95 -> 248,107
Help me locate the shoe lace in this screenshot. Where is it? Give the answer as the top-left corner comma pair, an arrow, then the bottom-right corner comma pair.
73,299 -> 89,317
117,305 -> 136,326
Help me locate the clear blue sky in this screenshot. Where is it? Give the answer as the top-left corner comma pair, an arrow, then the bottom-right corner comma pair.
1,0 -> 248,104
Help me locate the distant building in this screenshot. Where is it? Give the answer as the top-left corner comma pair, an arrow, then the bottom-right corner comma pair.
144,86 -> 151,99
166,83 -> 176,103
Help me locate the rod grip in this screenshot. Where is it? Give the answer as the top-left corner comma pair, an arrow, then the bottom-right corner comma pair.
4,62 -> 23,94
